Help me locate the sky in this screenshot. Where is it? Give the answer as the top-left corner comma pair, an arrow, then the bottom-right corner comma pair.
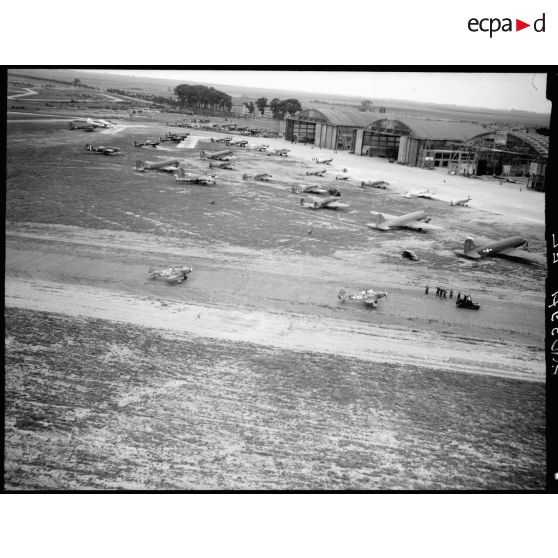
84,70 -> 551,114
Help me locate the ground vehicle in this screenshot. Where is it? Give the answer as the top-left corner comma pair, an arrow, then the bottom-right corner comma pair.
456,295 -> 480,310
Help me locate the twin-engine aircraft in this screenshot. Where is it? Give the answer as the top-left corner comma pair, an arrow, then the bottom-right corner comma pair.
456,236 -> 543,263
403,189 -> 439,200
135,159 -> 180,172
361,180 -> 388,189
338,288 -> 388,308
367,210 -> 443,232
300,196 -> 349,210
200,149 -> 234,161
134,139 -> 160,148
175,167 -> 216,184
85,144 -> 120,155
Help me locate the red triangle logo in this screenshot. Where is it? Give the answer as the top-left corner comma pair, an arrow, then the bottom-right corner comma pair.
516,19 -> 530,31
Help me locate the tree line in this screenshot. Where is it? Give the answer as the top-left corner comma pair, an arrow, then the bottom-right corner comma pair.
174,84 -> 232,111
244,97 -> 302,119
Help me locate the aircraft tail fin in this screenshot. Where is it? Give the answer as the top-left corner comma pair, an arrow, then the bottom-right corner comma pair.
135,160 -> 146,172
337,289 -> 347,301
463,237 -> 478,257
375,213 -> 387,226
200,150 -> 206,159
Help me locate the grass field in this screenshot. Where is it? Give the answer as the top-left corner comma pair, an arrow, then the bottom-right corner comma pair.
5,307 -> 545,490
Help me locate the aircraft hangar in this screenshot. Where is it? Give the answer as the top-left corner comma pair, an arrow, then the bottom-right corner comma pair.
286,109 -> 548,188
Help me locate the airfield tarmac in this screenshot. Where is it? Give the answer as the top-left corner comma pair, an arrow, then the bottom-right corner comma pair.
4,113 -> 546,490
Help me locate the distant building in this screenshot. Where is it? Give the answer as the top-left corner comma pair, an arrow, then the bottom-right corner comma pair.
231,104 -> 274,119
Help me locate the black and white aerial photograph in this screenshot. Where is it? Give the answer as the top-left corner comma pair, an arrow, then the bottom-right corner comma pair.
4,68 -> 550,491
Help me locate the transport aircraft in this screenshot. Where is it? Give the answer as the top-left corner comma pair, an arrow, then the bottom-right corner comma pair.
148,266 -> 192,284
455,236 -> 543,262
367,210 -> 443,232
229,139 -> 248,147
315,157 -> 333,164
135,159 -> 180,172
85,144 -> 120,155
300,196 -> 349,210
337,288 -> 388,308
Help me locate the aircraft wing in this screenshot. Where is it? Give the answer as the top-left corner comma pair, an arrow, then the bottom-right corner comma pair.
405,220 -> 443,231
497,248 -> 545,262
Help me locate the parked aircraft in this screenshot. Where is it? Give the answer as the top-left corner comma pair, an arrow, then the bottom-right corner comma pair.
300,196 -> 349,210
175,168 -> 216,184
450,196 -> 472,206
229,139 -> 248,147
148,266 -> 192,284
265,148 -> 290,156
85,144 -> 120,155
455,236 -> 543,262
201,149 -> 234,161
335,175 -> 350,181
160,133 -> 189,143
135,159 -> 180,172
209,161 -> 235,170
367,210 -> 443,232
212,136 -> 233,144
361,180 -> 388,189
248,144 -> 269,151
243,173 -> 273,182
403,189 -> 439,200
134,139 -> 160,148
87,117 -> 113,128
67,120 -> 96,132
306,169 -> 327,177
337,288 -> 388,308
315,157 -> 333,164
293,184 -> 328,195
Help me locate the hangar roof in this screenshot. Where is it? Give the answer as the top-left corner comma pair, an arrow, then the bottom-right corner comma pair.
291,108 -> 377,128
368,117 -> 487,141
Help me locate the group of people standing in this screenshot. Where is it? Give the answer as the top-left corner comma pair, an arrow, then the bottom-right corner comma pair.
424,285 -> 456,299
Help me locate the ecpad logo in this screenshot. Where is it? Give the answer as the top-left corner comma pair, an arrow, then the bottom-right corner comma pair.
468,13 -> 545,37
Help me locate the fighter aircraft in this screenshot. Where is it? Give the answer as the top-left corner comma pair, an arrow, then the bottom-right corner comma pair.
403,189 -> 439,200
337,288 -> 388,308
367,210 -> 443,232
135,159 -> 180,172
247,144 -> 270,152
243,173 -> 273,182
455,236 -> 543,262
85,144 -> 121,155
300,196 -> 350,210
361,180 -> 388,189
175,168 -> 216,184
335,175 -> 350,181
450,196 -> 472,207
209,161 -> 235,170
148,266 -> 192,284
200,149 -> 234,161
211,136 -> 233,144
315,157 -> 333,164
265,148 -> 290,156
306,169 -> 327,177
134,139 -> 160,148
